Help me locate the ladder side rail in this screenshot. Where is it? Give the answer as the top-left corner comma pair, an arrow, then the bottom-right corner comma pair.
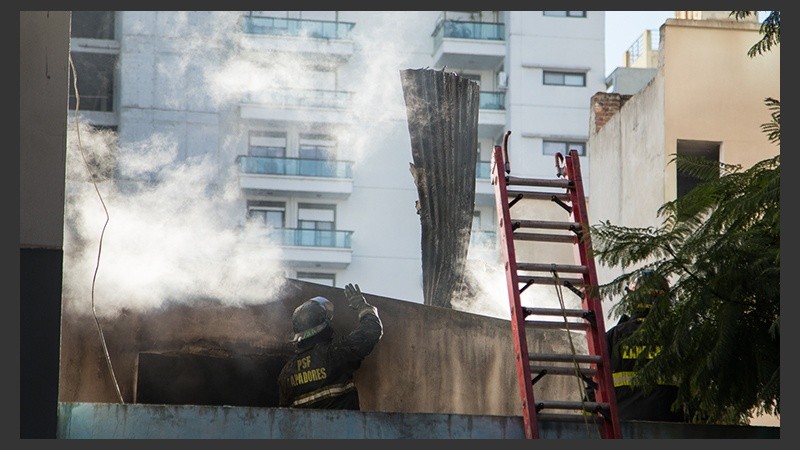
492,145 -> 538,439
565,149 -> 622,438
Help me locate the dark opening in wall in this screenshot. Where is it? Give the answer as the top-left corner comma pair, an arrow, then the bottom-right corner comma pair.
134,351 -> 291,407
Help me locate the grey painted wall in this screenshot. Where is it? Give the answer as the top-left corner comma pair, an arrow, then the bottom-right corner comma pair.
20,11 -> 71,438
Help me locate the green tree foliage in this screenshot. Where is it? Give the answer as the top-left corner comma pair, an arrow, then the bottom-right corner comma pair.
731,11 -> 780,57
589,12 -> 780,424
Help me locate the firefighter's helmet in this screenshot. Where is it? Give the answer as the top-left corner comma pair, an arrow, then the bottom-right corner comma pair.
291,296 -> 335,342
625,269 -> 670,310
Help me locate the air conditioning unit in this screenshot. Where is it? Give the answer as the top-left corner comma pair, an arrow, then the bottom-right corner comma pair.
497,71 -> 507,90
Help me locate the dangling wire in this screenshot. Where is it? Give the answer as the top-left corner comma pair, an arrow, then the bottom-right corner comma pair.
69,54 -> 124,404
552,268 -> 600,438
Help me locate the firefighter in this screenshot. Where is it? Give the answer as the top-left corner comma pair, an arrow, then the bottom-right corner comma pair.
606,269 -> 686,422
278,283 -> 383,410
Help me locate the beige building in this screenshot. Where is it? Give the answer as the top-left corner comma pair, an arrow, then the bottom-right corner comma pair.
588,12 -> 780,426
589,12 -> 778,277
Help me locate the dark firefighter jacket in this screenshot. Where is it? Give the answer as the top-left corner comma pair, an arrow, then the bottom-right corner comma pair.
278,309 -> 383,410
606,311 -> 685,422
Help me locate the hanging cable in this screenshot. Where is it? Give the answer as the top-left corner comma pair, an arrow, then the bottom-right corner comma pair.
551,267 -> 600,438
69,54 -> 124,404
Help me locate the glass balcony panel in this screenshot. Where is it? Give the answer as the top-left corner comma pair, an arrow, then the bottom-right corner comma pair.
271,228 -> 353,248
237,156 -> 352,179
476,161 -> 491,179
242,15 -> 355,40
432,19 -> 504,48
245,89 -> 351,110
479,91 -> 505,110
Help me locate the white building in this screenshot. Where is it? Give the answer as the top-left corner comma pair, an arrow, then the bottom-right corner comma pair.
67,11 -> 605,307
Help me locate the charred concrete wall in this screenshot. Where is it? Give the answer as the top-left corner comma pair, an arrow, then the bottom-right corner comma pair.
59,278 -> 582,416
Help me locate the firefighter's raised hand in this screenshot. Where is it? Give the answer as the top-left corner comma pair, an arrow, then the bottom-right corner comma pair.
344,283 -> 369,310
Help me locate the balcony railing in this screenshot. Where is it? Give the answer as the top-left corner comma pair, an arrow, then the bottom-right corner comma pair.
241,15 -> 355,40
627,29 -> 660,65
432,19 -> 504,49
237,155 -> 353,179
272,228 -> 353,248
479,91 -> 505,110
244,89 -> 351,109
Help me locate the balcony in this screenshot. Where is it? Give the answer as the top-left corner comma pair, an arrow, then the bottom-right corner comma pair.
431,17 -> 505,70
238,15 -> 355,65
478,91 -> 506,141
475,160 -> 494,206
272,228 -> 353,269
480,91 -> 505,110
239,89 -> 354,126
237,155 -> 353,199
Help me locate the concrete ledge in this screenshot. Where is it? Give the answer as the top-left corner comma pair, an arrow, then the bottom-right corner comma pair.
57,403 -> 779,439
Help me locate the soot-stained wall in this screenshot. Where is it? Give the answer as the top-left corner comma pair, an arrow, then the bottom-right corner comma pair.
59,278 -> 581,415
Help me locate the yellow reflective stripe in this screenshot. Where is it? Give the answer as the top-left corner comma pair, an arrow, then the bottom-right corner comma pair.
613,371 -> 636,387
613,371 -> 679,387
620,344 -> 661,359
291,381 -> 356,407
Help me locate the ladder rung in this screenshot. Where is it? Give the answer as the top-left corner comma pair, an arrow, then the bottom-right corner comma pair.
530,365 -> 598,377
507,176 -> 572,189
524,320 -> 590,331
507,190 -> 571,202
514,219 -> 581,230
522,307 -> 589,318
537,413 -> 604,424
513,232 -> 576,243
529,353 -> 602,364
536,401 -> 610,413
518,275 -> 586,287
517,263 -> 587,273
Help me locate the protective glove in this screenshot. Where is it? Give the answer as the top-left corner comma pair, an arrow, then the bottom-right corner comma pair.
344,283 -> 377,318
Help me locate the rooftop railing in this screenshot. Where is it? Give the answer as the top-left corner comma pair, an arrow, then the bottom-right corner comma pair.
627,29 -> 660,65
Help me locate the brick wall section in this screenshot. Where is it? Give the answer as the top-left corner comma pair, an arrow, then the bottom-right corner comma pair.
591,92 -> 633,132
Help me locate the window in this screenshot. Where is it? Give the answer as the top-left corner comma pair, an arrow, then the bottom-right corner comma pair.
543,140 -> 586,156
298,204 -> 336,247
247,201 -> 285,228
68,12 -> 118,113
298,204 -> 335,230
70,11 -> 115,39
543,71 -> 585,87
249,131 -> 286,157
543,11 -> 586,18
676,140 -> 720,199
68,52 -> 117,112
296,272 -> 336,287
299,134 -> 336,160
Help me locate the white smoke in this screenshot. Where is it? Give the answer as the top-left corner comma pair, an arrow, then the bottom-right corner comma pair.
64,11 -> 534,318
62,121 -> 286,318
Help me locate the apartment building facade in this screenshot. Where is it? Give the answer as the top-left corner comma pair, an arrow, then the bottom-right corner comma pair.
67,11 -> 606,307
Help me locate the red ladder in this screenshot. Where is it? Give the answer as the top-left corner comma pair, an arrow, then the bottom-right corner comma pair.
491,133 -> 621,439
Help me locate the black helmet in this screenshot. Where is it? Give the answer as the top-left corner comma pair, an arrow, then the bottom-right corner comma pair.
625,269 -> 669,309
291,296 -> 334,342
